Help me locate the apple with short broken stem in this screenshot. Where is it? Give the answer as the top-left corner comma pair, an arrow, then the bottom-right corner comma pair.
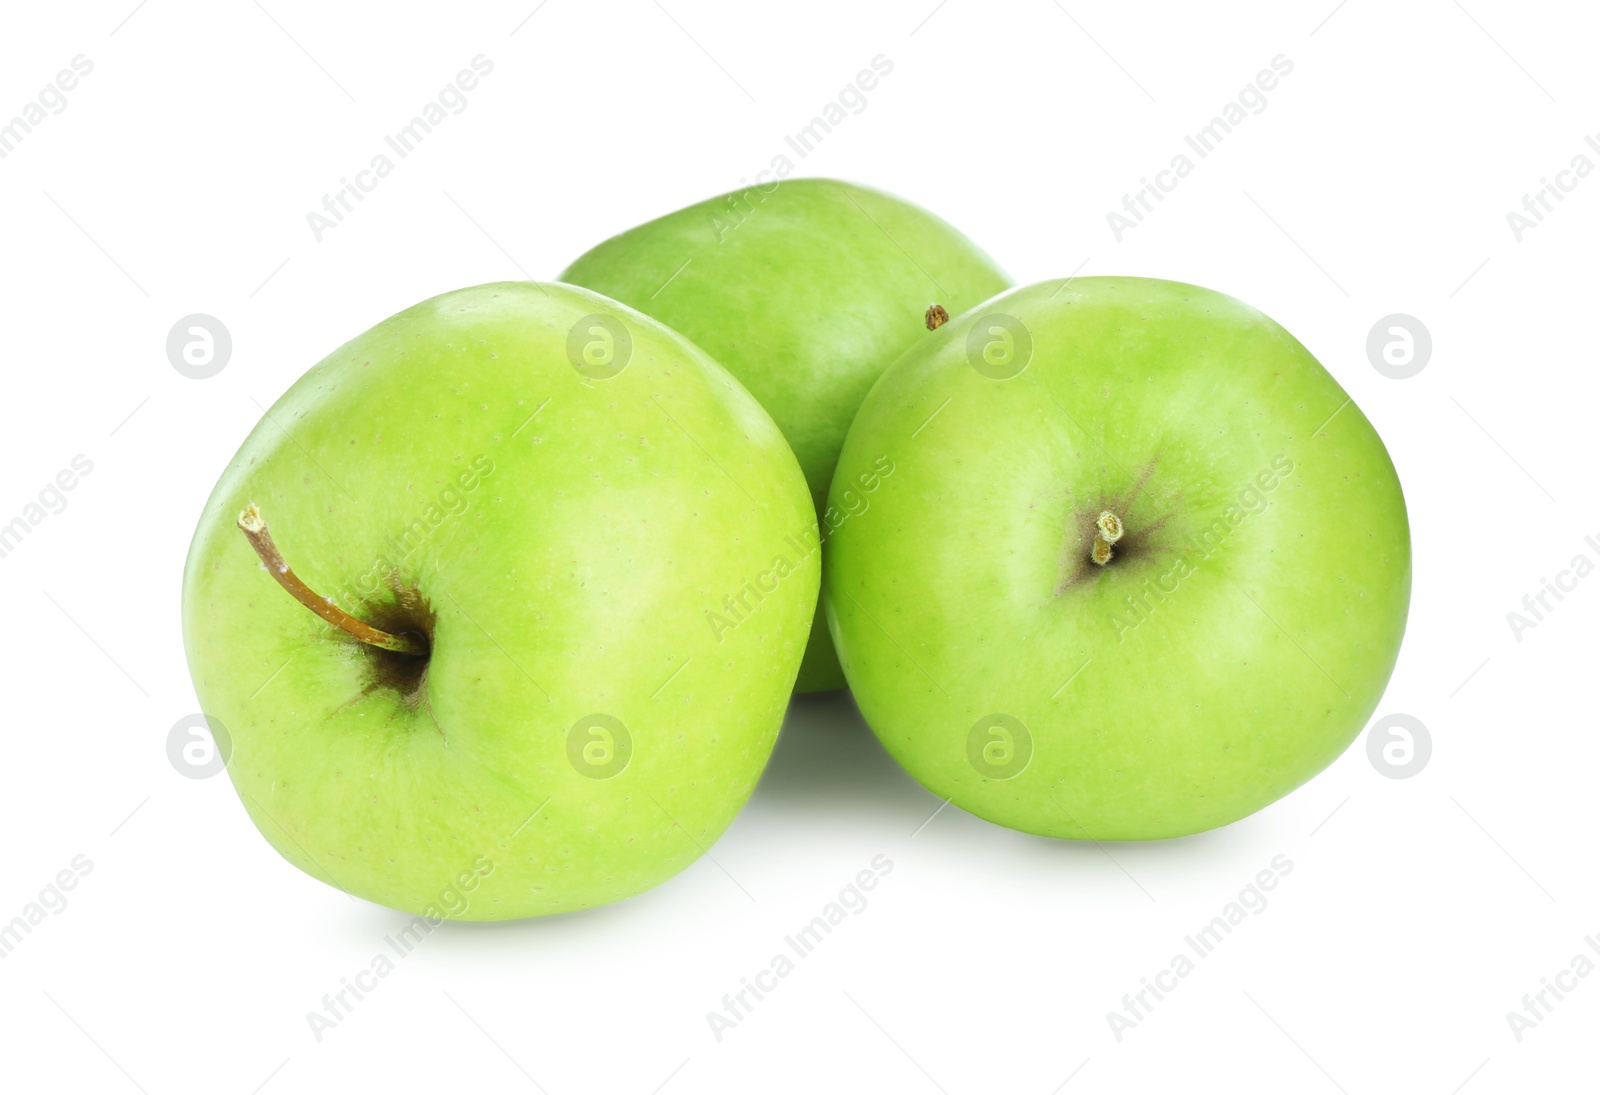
824,276 -> 1411,839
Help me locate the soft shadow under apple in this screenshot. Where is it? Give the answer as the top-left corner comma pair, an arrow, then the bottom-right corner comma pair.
743,690 -> 935,824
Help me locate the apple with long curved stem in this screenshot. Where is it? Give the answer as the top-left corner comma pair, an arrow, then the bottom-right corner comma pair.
183,281 -> 819,918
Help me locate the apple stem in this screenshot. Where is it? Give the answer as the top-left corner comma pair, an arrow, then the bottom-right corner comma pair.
1089,510 -> 1124,566
925,304 -> 950,331
236,504 -> 428,657
1096,510 -> 1124,544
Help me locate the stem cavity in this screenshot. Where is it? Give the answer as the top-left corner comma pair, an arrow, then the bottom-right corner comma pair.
237,504 -> 428,657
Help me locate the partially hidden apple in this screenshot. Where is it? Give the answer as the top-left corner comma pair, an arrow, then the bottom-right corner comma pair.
182,281 -> 819,918
824,277 -> 1410,839
560,178 -> 1011,692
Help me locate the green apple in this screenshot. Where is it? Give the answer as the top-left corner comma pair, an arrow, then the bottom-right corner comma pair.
182,281 -> 818,918
560,178 -> 1010,691
824,277 -> 1410,839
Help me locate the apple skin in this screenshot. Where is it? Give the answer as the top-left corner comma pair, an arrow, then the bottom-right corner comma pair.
182,282 -> 819,918
824,277 -> 1410,840
560,178 -> 1011,692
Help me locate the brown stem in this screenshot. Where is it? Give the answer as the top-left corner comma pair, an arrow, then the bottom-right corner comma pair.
925,304 -> 950,331
237,504 -> 427,657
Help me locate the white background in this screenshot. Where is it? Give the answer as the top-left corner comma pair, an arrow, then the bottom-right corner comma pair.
1,1 -> 1595,1092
